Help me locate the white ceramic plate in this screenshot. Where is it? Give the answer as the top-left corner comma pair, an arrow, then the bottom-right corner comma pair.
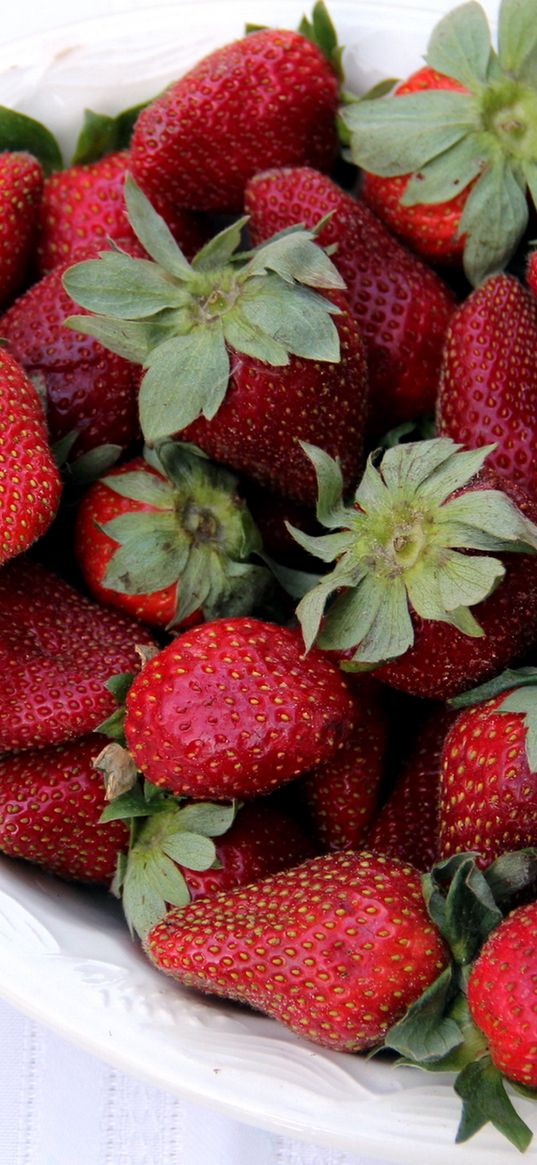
0,2 -> 532,1161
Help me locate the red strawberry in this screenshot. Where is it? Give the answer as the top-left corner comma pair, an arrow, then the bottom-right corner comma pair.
73,443 -> 270,629
130,29 -> 339,213
0,152 -> 44,308
368,706 -> 455,869
0,557 -> 155,752
246,165 -> 455,431
124,617 -> 357,800
0,349 -> 62,567
37,150 -> 206,275
527,249 -> 537,299
290,438 -> 537,699
1,260 -> 140,456
437,274 -> 537,498
0,735 -> 128,884
146,850 -> 448,1051
300,676 -> 387,850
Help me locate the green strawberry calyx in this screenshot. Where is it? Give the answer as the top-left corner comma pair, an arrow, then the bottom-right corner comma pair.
340,0 -> 537,286
246,2 -> 344,80
451,665 -> 537,771
288,437 -> 537,667
62,175 -> 345,447
93,441 -> 272,627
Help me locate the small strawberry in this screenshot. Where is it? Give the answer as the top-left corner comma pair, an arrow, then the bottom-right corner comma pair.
245,165 -> 455,431
437,274 -> 537,498
289,438 -> 537,699
63,179 -> 369,505
300,676 -> 387,850
73,442 -> 271,629
0,152 -> 44,307
0,557 -> 155,752
341,0 -> 537,285
145,850 -> 448,1051
0,349 -> 62,567
130,22 -> 340,213
124,617 -> 357,799
0,734 -> 129,884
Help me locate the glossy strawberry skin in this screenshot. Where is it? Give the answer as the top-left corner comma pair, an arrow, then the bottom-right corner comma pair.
36,150 -> 207,276
180,295 -> 369,506
130,30 -> 339,213
361,68 -> 471,265
0,350 -> 62,567
0,735 -> 128,884
0,152 -> 44,308
438,695 -> 537,868
437,274 -> 537,498
246,166 -> 455,431
1,261 -> 140,455
146,850 -> 448,1051
125,618 -> 357,800
0,557 -> 155,752
527,251 -> 537,299
468,902 -> 537,1086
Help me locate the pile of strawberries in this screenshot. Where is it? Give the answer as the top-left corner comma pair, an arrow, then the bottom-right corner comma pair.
3,0 -> 537,1150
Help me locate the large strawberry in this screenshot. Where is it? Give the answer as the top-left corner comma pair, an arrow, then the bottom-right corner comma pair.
130,22 -> 340,213
146,850 -> 448,1051
63,178 -> 369,505
245,165 -> 455,430
0,735 -> 129,884
123,617 -> 357,799
341,0 -> 537,285
0,557 -> 155,752
289,438 -> 537,699
73,442 -> 270,629
0,349 -> 62,567
0,152 -> 44,307
437,274 -> 537,498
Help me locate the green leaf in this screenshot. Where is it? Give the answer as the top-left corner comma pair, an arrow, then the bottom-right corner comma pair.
221,308 -> 290,365
191,216 -> 249,271
450,666 -> 537,710
0,105 -> 62,173
496,688 -> 537,770
102,516 -> 189,595
438,488 -> 537,552
295,559 -> 360,651
299,442 -> 348,529
101,469 -> 174,508
139,326 -> 230,442
343,91 -> 478,176
63,250 -> 185,318
426,1 -> 493,90
485,848 -> 537,906
415,443 -> 493,503
237,279 -> 341,362
122,851 -> 190,939
100,785 -> 152,823
459,161 -> 529,285
438,550 -> 505,611
63,313 -> 154,363
173,542 -> 212,623
498,0 -> 537,78
52,430 -> 79,467
124,174 -> 193,278
426,855 -> 502,965
105,672 -> 135,703
246,229 -> 346,289
380,436 -> 461,493
384,967 -> 462,1063
68,444 -> 122,484
401,133 -> 492,207
71,101 -> 149,165
455,1058 -> 533,1151
175,801 -> 236,838
95,705 -> 126,743
162,831 -> 216,870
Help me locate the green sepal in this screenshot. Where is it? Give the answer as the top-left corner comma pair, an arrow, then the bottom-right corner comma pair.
297,2 -> 343,79
400,134 -> 491,207
377,416 -> 436,449
458,159 -> 529,286
95,671 -> 135,742
64,250 -> 191,319
62,313 -> 158,364
191,216 -> 249,272
342,90 -> 478,176
67,444 -> 123,485
101,469 -> 174,508
100,784 -> 157,823
52,430 -> 79,468
383,966 -> 463,1064
124,174 -> 193,277
498,0 -> 537,80
139,326 -> 230,441
0,105 -> 62,173
423,854 -> 502,966
484,848 -> 537,907
495,689 -> 537,770
450,666 -> 537,710
105,672 -> 135,703
450,667 -> 537,771
71,100 -> 149,165
425,1 -> 493,91
455,1057 -> 533,1152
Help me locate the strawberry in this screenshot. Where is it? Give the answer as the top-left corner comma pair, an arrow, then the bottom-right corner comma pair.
130,27 -> 339,213
37,150 -> 206,275
437,274 -> 537,498
245,165 -> 455,431
0,152 -> 44,307
124,617 -> 357,800
73,442 -> 271,629
528,249 -> 537,298
341,0 -> 537,286
145,850 -> 448,1051
1,259 -> 140,456
63,179 -> 369,505
290,438 -> 537,699
0,349 -> 62,567
0,734 -> 128,884
0,556 -> 155,752
300,676 -> 387,850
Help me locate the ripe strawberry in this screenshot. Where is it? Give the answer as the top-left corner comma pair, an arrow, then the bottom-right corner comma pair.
124,617 -> 357,799
246,165 -> 455,431
73,443 -> 270,629
0,152 -> 44,308
291,439 -> 537,699
130,28 -> 339,213
146,850 -> 448,1051
37,150 -> 206,275
1,260 -> 140,456
368,707 -> 455,869
0,734 -> 128,884
0,556 -> 155,752
64,180 -> 369,505
527,249 -> 537,299
0,349 -> 62,567
300,676 -> 387,850
437,274 -> 537,498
